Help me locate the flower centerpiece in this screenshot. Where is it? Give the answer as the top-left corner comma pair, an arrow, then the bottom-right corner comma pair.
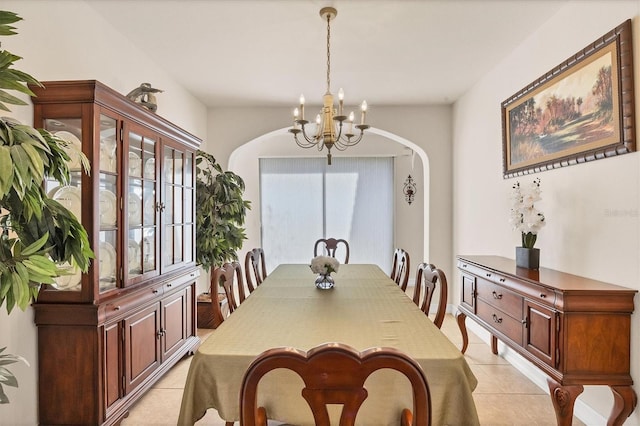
509,178 -> 546,269
310,255 -> 340,289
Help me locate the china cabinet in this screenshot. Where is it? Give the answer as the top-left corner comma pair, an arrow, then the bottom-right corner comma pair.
30,80 -> 201,425
456,255 -> 636,426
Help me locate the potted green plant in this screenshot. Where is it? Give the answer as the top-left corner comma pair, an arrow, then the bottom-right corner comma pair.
195,150 -> 250,328
0,10 -> 93,403
195,150 -> 250,271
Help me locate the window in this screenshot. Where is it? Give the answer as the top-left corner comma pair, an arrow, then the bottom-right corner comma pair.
260,157 -> 393,272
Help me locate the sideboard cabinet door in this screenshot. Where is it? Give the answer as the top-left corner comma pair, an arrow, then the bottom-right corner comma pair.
524,299 -> 557,368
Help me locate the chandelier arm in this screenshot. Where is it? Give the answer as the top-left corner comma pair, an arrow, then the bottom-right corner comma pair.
295,124 -> 324,149
334,133 -> 365,150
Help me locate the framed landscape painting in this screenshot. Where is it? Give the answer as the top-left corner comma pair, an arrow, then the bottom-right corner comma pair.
502,19 -> 635,178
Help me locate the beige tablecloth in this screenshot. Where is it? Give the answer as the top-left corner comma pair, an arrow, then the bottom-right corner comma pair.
178,264 -> 479,425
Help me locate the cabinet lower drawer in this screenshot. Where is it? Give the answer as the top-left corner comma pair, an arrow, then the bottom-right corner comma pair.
476,299 -> 523,346
476,278 -> 523,319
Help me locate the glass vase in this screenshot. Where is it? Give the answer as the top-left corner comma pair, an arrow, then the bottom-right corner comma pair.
315,273 -> 335,290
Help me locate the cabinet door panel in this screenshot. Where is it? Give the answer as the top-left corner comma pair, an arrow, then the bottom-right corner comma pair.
162,290 -> 187,360
104,322 -> 122,408
525,300 -> 556,367
461,274 -> 475,312
124,303 -> 161,392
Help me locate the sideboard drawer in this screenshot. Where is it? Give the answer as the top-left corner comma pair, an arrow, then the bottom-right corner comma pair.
476,278 -> 523,320
476,299 -> 523,346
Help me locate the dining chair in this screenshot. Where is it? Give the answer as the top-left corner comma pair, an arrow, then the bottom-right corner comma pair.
412,263 -> 448,329
210,261 -> 246,326
314,237 -> 350,264
245,248 -> 268,293
390,248 -> 411,292
239,342 -> 431,426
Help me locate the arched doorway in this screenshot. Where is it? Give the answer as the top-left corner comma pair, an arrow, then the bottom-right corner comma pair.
228,127 -> 429,271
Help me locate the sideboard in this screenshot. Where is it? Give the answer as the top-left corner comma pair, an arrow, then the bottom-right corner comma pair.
456,255 -> 637,426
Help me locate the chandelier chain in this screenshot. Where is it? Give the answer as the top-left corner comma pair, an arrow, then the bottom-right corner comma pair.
326,12 -> 331,93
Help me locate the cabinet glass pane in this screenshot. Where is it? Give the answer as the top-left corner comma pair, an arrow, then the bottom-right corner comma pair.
128,228 -> 143,277
184,188 -> 193,223
143,228 -> 156,273
184,224 -> 193,263
100,173 -> 118,293
143,181 -> 156,226
100,115 -> 117,173
99,230 -> 117,292
175,152 -> 183,185
165,148 -> 174,184
184,154 -> 193,188
129,178 -> 143,228
174,225 -> 183,263
43,118 -> 84,291
174,187 -> 183,223
165,186 -> 174,224
164,225 -> 174,266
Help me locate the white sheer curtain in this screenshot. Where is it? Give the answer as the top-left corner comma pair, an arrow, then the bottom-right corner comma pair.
260,157 -> 393,273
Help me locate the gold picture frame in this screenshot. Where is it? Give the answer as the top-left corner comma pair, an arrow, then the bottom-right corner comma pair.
502,19 -> 635,178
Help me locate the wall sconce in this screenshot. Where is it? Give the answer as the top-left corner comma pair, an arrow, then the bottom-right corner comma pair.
403,175 -> 416,205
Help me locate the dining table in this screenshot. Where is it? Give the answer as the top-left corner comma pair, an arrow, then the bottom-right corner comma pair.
178,264 -> 480,425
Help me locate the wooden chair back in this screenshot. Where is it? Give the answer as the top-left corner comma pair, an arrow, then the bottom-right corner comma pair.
210,261 -> 246,325
245,248 -> 267,293
239,342 -> 431,426
314,238 -> 350,264
412,263 -> 448,329
390,248 -> 411,292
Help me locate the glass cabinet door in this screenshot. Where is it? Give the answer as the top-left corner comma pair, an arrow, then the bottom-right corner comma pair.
98,114 -> 119,293
126,124 -> 159,285
162,144 -> 195,272
42,117 -> 84,292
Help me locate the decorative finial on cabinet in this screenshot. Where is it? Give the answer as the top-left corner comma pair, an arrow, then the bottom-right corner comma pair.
126,83 -> 163,112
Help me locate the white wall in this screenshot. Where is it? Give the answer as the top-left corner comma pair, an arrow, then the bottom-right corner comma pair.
0,2 -> 207,424
453,1 -> 640,423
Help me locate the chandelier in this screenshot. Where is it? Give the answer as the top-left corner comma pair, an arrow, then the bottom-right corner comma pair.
289,6 -> 369,165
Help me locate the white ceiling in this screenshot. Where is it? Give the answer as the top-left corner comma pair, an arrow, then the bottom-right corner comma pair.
85,0 -> 569,108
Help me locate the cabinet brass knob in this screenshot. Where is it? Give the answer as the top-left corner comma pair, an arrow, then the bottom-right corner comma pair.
540,293 -> 546,298
492,291 -> 502,300
492,314 -> 503,324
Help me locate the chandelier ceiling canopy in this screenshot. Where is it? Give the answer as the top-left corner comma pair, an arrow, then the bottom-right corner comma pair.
289,6 -> 369,165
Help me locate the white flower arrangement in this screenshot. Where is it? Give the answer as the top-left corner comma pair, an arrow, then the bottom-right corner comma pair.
509,178 -> 546,249
310,255 -> 340,275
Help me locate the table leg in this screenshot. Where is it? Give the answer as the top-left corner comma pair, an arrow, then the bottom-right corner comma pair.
547,378 -> 583,426
456,310 -> 468,353
490,335 -> 498,355
608,385 -> 637,426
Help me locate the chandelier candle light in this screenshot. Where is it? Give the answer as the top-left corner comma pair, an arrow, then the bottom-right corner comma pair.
289,7 -> 369,165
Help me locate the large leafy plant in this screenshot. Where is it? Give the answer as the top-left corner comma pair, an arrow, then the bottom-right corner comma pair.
0,10 -> 93,402
195,150 -> 250,272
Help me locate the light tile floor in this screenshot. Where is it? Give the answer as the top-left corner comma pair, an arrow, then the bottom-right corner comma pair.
122,314 -> 584,425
